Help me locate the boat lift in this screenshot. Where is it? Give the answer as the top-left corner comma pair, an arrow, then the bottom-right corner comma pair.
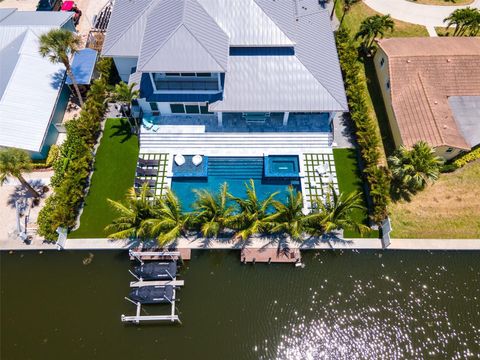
129,249 -> 181,265
121,264 -> 183,324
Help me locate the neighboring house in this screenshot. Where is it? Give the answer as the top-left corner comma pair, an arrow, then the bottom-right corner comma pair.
375,37 -> 480,160
0,8 -> 75,159
102,0 -> 347,130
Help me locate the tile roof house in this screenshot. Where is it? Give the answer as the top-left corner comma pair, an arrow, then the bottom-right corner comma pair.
374,37 -> 480,160
102,0 -> 347,128
0,8 -> 75,159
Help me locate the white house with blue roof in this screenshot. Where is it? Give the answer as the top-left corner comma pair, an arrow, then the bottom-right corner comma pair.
102,0 -> 347,135
0,8 -> 76,159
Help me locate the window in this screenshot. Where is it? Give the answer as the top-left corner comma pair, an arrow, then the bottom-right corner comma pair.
181,73 -> 196,77
380,57 -> 385,67
386,80 -> 390,90
170,104 -> 185,113
200,105 -> 211,114
196,73 -> 211,77
446,148 -> 454,153
150,102 -> 158,111
185,105 -> 200,114
166,73 -> 181,76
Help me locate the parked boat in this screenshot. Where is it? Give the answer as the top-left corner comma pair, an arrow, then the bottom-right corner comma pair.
133,261 -> 177,280
129,285 -> 174,304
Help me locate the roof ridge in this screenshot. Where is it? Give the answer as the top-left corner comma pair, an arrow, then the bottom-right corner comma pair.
253,0 -> 296,44
183,23 -> 227,71
103,0 -> 156,55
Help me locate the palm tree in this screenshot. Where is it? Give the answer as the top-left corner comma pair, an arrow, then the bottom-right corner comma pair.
444,8 -> 480,36
142,190 -> 189,246
355,14 -> 395,53
227,179 -> 278,241
264,186 -> 306,241
192,183 -> 235,238
39,28 -> 84,106
388,141 -> 444,194
339,0 -> 360,26
104,184 -> 153,240
112,81 -> 140,133
304,187 -> 370,236
0,148 -> 40,198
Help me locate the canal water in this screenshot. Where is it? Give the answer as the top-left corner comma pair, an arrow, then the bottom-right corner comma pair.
1,250 -> 479,359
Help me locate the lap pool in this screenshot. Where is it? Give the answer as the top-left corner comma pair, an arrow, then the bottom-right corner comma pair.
171,156 -> 301,211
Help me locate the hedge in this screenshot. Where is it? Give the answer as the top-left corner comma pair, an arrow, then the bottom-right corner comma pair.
335,29 -> 390,223
453,147 -> 480,168
37,58 -> 114,240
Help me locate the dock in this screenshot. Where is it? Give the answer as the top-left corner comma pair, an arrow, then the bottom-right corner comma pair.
129,248 -> 191,262
241,247 -> 301,263
130,279 -> 184,287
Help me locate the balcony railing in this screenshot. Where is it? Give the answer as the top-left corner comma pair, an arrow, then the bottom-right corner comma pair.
154,78 -> 219,91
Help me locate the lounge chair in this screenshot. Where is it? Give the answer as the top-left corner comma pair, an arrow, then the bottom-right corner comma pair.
138,158 -> 159,167
192,154 -> 203,166
135,178 -> 156,188
151,125 -> 160,132
174,154 -> 185,166
136,167 -> 157,176
143,122 -> 153,130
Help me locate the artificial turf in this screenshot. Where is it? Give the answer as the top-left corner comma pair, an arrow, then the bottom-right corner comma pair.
69,118 -> 139,238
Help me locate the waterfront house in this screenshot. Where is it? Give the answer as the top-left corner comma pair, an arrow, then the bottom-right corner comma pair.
374,37 -> 480,160
0,8 -> 75,159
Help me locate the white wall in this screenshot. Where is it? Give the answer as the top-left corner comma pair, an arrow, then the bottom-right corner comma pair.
113,57 -> 138,82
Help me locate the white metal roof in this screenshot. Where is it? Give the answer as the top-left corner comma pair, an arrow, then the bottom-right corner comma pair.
209,56 -> 344,112
0,11 -> 68,152
137,0 -> 229,72
197,0 -> 294,46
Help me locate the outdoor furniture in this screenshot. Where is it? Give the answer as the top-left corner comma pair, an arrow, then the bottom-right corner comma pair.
174,154 -> 185,166
143,122 -> 153,130
192,154 -> 203,166
135,178 -> 156,188
136,167 -> 157,176
151,125 -> 160,132
138,158 -> 159,167
315,162 -> 329,176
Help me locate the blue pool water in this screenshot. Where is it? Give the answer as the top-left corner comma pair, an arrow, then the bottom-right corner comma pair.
171,157 -> 301,211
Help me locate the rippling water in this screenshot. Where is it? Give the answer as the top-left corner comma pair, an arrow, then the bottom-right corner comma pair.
1,250 -> 479,359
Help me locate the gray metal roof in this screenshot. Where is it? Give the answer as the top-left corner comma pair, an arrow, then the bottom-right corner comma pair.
0,10 -> 70,152
449,96 -> 480,148
137,0 -> 229,72
210,56 -> 345,112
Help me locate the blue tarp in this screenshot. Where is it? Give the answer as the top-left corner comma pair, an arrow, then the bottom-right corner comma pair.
66,48 -> 97,85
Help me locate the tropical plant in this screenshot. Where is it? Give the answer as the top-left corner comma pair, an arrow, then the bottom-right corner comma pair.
305,187 -> 370,236
444,7 -> 480,36
142,190 -> 190,245
111,81 -> 140,133
0,148 -> 40,198
104,184 -> 154,240
339,0 -> 360,26
227,179 -> 278,241
39,28 -> 84,106
264,186 -> 306,240
192,183 -> 235,238
388,141 -> 444,196
355,14 -> 395,53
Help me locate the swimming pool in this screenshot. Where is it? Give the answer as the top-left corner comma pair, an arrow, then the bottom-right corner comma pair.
171,157 -> 301,211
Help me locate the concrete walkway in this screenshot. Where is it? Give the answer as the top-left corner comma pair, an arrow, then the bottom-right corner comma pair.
2,236 -> 480,251
364,0 -> 480,36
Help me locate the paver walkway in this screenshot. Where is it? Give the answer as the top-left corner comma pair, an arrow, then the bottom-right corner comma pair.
364,0 -> 480,36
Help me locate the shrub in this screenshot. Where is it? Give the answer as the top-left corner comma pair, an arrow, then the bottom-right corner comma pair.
37,60 -> 113,240
453,147 -> 480,168
336,28 -> 391,223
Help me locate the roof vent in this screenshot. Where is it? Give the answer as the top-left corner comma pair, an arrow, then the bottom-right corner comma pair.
443,125 -> 447,129
447,58 -> 451,62
406,59 -> 411,63
434,101 -> 438,105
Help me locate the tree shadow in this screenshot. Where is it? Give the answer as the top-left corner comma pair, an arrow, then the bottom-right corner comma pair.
337,112 -> 357,147
110,118 -> 135,143
300,232 -> 353,249
50,69 -> 65,89
7,180 -> 48,210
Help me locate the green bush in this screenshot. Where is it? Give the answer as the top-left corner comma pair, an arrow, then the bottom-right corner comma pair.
336,28 -> 391,223
37,61 -> 113,240
453,147 -> 480,168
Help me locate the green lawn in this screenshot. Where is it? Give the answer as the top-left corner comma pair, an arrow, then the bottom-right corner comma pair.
69,118 -> 139,238
333,148 -> 379,238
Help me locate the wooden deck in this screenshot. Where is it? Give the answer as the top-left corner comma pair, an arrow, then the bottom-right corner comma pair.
130,279 -> 185,288
241,247 -> 301,263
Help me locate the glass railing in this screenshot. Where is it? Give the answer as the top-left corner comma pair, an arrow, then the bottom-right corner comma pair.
154,78 -> 219,91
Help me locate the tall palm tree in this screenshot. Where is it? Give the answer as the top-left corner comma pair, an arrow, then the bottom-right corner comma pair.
104,184 -> 153,240
142,190 -> 189,246
355,14 -> 395,53
227,179 -> 278,241
304,188 -> 370,236
264,186 -> 306,241
388,141 -> 444,194
339,0 -> 360,26
0,148 -> 40,198
39,28 -> 84,106
444,8 -> 480,36
111,81 -> 141,133
192,183 -> 235,238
